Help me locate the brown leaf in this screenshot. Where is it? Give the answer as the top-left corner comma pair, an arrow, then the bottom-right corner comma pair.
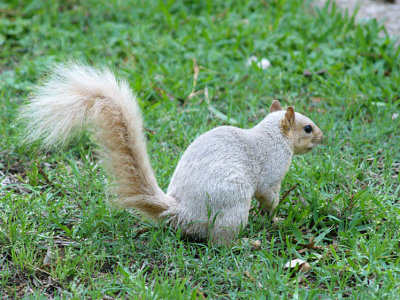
298,237 -> 325,251
242,238 -> 262,250
284,259 -> 311,272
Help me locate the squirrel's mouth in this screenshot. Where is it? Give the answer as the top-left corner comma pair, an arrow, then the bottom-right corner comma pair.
312,136 -> 324,145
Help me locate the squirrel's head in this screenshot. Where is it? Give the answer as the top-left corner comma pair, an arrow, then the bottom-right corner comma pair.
270,100 -> 324,155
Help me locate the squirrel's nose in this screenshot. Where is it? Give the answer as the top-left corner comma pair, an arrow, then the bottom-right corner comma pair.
315,128 -> 324,143
318,130 -> 324,142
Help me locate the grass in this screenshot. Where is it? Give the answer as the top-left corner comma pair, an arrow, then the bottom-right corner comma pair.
1,0 -> 400,298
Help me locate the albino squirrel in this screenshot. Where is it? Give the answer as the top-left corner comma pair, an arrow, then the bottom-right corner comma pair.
20,64 -> 323,244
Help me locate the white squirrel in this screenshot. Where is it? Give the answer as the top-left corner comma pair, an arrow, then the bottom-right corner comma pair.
20,64 -> 323,244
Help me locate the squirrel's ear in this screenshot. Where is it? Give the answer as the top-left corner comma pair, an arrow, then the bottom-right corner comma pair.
285,106 -> 295,126
270,100 -> 282,112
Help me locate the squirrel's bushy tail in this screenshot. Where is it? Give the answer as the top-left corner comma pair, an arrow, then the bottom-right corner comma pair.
19,63 -> 175,218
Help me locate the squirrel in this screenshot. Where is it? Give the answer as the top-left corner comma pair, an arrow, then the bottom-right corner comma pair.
19,63 -> 323,244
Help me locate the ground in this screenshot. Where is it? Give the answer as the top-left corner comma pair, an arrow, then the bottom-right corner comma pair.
316,0 -> 400,36
1,0 -> 399,298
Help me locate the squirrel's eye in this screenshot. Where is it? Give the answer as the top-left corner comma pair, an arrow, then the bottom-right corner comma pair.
304,125 -> 313,134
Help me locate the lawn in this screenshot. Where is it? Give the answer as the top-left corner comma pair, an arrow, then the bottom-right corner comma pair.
1,0 -> 400,298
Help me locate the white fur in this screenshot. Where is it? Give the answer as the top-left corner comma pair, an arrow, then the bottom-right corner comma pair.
166,111 -> 294,243
20,64 -> 133,147
20,63 -> 323,244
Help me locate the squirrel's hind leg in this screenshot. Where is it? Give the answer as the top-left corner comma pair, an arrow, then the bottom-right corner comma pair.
208,202 -> 251,245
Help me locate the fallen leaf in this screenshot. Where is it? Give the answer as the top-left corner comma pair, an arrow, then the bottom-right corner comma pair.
284,259 -> 311,272
242,238 -> 262,250
298,237 -> 325,252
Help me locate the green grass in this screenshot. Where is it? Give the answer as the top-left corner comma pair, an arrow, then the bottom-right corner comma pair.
1,0 -> 400,298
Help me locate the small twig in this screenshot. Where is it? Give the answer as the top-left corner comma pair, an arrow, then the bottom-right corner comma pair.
280,184 -> 298,202
37,162 -> 53,186
188,58 -> 201,100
